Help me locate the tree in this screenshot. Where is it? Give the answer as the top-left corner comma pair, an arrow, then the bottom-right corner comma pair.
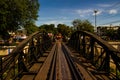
72,19 -> 94,32
72,19 -> 82,30
39,24 -> 56,34
57,24 -> 73,37
117,27 -> 120,40
0,0 -> 39,39
105,29 -> 117,40
25,22 -> 39,35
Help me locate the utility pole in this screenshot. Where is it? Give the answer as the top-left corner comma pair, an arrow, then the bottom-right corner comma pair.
94,10 -> 98,32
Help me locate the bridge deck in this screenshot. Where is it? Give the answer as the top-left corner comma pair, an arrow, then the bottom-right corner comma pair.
20,41 -> 115,80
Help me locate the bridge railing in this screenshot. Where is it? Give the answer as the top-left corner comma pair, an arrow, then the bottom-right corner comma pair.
0,31 -> 52,80
68,31 -> 120,79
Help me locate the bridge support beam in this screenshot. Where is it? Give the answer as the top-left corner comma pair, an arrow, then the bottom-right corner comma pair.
103,50 -> 110,73
90,38 -> 95,63
0,57 -> 3,80
82,34 -> 86,56
98,50 -> 110,73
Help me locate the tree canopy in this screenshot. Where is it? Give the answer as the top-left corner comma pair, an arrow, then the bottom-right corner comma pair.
0,0 -> 39,39
39,24 -> 73,38
25,22 -> 39,35
72,19 -> 94,32
57,24 -> 73,37
39,24 -> 57,34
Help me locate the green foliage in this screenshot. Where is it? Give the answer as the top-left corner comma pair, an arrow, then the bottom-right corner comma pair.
0,0 -> 39,39
105,29 -> 116,36
104,29 -> 118,40
57,24 -> 73,37
39,24 -> 56,34
39,24 -> 73,39
117,27 -> 120,40
25,22 -> 39,35
72,19 -> 94,32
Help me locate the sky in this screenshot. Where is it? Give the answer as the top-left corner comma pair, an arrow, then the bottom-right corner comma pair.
36,0 -> 120,27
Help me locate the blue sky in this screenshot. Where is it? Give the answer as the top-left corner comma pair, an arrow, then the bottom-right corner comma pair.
36,0 -> 120,27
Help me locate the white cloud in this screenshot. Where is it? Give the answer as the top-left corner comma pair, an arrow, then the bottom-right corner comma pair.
76,9 -> 93,14
76,9 -> 93,17
109,9 -> 118,14
44,21 -> 62,26
41,21 -> 58,27
43,19 -> 72,27
76,9 -> 102,17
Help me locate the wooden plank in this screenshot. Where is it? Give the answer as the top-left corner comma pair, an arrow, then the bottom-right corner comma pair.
62,43 -> 96,80
21,75 -> 35,80
35,43 -> 56,80
29,63 -> 42,73
45,51 -> 51,53
37,57 -> 46,63
21,63 -> 42,80
42,53 -> 49,57
76,63 -> 96,80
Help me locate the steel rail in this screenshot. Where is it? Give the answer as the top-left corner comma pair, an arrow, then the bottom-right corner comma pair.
47,41 -> 83,80
47,42 -> 58,80
62,43 -> 84,80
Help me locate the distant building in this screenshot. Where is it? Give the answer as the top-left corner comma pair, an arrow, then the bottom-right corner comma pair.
8,28 -> 27,42
14,28 -> 27,41
97,26 -> 120,36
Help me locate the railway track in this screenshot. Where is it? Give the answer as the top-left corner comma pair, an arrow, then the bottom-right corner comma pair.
47,41 -> 83,80
21,41 -> 95,80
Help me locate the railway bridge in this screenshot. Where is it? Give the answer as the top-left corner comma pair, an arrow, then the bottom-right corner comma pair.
0,31 -> 120,80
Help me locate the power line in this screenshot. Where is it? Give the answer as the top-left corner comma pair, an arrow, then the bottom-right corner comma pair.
101,20 -> 120,25
97,1 -> 120,25
85,1 -> 120,26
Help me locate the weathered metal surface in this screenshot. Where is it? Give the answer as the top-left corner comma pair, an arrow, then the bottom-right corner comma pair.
0,32 -> 52,80
68,30 -> 120,79
35,43 -> 56,80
